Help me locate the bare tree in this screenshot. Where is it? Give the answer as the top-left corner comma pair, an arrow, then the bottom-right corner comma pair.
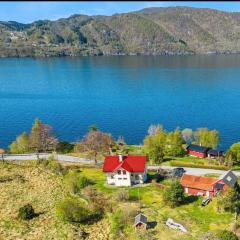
148,124 -> 163,136
29,118 -> 58,153
75,130 -> 114,164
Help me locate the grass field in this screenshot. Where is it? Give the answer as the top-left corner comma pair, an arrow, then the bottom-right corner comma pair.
0,161 -> 237,240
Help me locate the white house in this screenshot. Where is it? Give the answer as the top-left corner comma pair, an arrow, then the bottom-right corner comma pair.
103,155 -> 148,186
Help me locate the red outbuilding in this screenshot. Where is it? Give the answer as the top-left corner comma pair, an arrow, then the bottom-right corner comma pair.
181,174 -> 229,197
186,144 -> 210,158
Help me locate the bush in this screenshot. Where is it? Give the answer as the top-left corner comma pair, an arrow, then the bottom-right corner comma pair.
57,141 -> 74,153
48,159 -> 66,175
36,155 -> 66,175
114,189 -> 129,202
163,180 -> 185,207
56,198 -> 90,223
56,197 -> 103,224
81,186 -> 108,210
18,204 -> 36,220
217,230 -> 238,240
64,171 -> 92,194
110,207 -> 138,239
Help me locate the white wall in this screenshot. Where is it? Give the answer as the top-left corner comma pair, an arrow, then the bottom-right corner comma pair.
106,167 -> 147,186
106,168 -> 131,186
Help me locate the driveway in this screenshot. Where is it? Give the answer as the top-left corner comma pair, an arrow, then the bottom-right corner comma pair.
148,165 -> 240,177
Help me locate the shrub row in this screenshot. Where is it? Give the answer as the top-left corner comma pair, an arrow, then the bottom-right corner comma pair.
169,160 -> 230,170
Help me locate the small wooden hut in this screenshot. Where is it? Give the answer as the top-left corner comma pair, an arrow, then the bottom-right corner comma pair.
134,213 -> 147,230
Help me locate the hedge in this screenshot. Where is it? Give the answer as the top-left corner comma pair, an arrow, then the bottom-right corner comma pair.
169,160 -> 230,170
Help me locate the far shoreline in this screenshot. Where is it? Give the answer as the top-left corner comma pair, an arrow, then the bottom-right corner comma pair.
2,51 -> 240,59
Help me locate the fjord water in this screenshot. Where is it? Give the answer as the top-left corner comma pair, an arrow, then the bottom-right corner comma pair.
1,55 -> 240,149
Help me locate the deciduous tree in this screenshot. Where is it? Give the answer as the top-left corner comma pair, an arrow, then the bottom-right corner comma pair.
225,143 -> 240,166
194,128 -> 219,148
9,132 -> 29,153
144,126 -> 167,164
75,129 -> 114,164
163,180 -> 185,207
148,124 -> 163,136
29,118 -> 58,152
181,128 -> 194,144
164,128 -> 184,157
217,184 -> 240,213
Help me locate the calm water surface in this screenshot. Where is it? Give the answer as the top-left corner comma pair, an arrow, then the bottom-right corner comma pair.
1,55 -> 240,149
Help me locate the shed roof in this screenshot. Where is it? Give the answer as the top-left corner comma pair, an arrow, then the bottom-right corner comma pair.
181,174 -> 218,191
134,213 -> 147,225
207,149 -> 224,156
187,144 -> 210,153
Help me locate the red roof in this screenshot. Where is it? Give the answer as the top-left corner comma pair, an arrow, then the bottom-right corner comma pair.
103,155 -> 147,173
181,174 -> 218,191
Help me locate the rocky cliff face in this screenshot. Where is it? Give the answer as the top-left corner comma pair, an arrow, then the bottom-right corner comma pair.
1,7 -> 240,57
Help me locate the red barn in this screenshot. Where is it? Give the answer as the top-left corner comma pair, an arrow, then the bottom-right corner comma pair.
181,174 -> 228,197
186,144 -> 210,158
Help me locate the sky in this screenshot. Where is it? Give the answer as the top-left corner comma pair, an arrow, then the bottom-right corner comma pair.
1,1 -> 240,23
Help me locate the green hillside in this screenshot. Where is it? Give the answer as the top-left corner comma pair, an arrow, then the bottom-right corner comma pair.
1,6 -> 240,57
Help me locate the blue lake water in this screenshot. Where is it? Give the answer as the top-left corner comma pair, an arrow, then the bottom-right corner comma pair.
1,55 -> 240,150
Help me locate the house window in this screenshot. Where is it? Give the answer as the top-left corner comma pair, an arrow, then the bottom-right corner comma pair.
123,178 -> 127,180
123,170 -> 126,175
117,170 -> 121,175
135,175 -> 139,180
118,178 -> 122,180
111,175 -> 114,179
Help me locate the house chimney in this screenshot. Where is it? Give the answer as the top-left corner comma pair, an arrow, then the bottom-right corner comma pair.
119,154 -> 123,162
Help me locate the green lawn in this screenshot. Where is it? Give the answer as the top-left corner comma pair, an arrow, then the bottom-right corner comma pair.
79,166 -> 236,240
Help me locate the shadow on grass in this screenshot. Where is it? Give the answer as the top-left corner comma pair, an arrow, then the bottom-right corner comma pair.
183,195 -> 199,205
33,211 -> 46,218
146,173 -> 164,184
147,221 -> 157,229
85,210 -> 104,225
129,195 -> 140,201
0,174 -> 25,183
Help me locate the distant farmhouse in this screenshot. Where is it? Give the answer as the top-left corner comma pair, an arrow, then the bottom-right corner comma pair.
103,155 -> 147,186
186,144 -> 224,159
181,170 -> 237,197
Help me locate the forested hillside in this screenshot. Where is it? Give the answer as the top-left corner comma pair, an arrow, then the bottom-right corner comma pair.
1,7 -> 240,57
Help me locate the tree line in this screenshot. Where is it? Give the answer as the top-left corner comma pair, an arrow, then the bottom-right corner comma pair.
144,124 -> 219,164
5,119 -> 240,166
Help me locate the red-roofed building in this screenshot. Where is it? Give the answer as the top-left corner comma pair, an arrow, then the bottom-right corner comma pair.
103,155 -> 147,186
181,174 -> 229,197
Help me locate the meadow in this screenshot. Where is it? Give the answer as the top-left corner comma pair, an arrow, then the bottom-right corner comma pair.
0,160 -> 237,240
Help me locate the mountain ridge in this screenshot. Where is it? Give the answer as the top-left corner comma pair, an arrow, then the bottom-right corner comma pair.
1,6 -> 240,57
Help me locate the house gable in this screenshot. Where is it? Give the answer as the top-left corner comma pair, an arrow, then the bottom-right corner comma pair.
220,170 -> 238,187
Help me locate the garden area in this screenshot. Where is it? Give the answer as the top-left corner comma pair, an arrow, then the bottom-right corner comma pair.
0,159 -> 238,240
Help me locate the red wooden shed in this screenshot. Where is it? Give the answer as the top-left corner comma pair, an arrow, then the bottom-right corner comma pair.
186,144 -> 210,158
181,174 -> 228,197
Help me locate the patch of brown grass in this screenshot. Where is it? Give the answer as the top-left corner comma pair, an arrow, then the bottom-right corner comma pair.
0,161 -> 110,240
